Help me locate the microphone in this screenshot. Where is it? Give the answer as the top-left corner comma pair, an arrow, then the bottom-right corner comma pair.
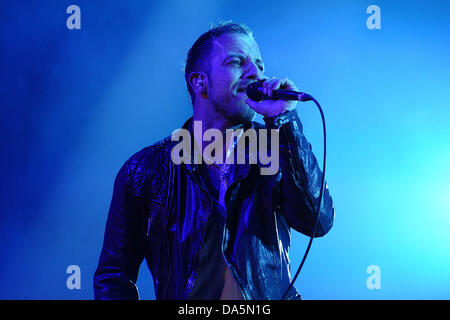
246,81 -> 313,102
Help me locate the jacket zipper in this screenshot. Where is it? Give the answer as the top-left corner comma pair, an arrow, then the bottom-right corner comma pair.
219,177 -> 247,300
184,169 -> 213,298
219,164 -> 255,300
185,164 -> 249,299
221,224 -> 247,300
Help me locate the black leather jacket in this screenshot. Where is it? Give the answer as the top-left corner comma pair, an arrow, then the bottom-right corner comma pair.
94,109 -> 334,300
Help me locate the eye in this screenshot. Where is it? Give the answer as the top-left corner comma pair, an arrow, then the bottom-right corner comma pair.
227,56 -> 244,66
228,57 -> 243,66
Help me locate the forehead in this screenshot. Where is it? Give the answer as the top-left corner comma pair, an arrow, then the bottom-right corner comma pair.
211,33 -> 261,60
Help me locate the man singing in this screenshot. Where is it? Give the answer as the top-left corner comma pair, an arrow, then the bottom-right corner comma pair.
94,22 -> 334,300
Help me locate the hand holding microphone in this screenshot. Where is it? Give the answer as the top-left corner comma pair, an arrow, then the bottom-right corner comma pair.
245,77 -> 312,117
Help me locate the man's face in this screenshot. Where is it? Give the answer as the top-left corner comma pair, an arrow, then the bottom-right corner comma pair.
206,33 -> 265,124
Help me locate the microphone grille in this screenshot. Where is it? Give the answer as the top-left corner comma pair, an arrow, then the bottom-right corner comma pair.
246,81 -> 265,101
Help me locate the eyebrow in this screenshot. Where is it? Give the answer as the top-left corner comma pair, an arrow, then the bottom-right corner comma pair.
224,53 -> 265,70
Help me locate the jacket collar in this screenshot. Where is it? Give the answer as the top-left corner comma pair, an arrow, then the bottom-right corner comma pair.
180,117 -> 253,183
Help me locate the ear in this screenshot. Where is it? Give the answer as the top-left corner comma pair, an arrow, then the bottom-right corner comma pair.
189,72 -> 208,96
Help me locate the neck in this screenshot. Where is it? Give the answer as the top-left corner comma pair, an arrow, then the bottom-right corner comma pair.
192,101 -> 244,165
193,103 -> 233,133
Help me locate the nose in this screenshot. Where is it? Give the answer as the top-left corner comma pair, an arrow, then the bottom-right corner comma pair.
243,60 -> 264,81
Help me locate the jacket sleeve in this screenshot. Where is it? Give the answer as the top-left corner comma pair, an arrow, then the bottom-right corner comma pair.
93,160 -> 146,299
264,109 -> 334,237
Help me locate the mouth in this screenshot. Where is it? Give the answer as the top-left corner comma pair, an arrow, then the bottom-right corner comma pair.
236,81 -> 258,95
236,87 -> 247,95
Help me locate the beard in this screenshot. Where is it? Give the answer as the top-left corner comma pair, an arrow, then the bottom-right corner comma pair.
209,86 -> 256,126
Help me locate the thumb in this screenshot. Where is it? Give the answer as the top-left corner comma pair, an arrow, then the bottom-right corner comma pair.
245,98 -> 260,109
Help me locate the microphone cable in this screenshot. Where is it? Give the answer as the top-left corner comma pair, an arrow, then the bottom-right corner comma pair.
280,96 -> 327,300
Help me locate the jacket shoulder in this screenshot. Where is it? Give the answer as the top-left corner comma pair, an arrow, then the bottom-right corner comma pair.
125,135 -> 174,204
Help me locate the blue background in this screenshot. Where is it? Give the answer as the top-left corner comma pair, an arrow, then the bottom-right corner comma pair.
1,0 -> 449,299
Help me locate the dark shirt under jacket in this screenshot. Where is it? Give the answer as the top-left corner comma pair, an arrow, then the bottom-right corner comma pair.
189,163 -> 243,299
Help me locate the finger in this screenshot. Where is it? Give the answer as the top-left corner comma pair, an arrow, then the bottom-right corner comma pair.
264,77 -> 287,97
275,78 -> 299,93
280,77 -> 299,91
273,78 -> 286,90
245,98 -> 260,110
264,77 -> 278,97
262,77 -> 277,89
267,79 -> 280,97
